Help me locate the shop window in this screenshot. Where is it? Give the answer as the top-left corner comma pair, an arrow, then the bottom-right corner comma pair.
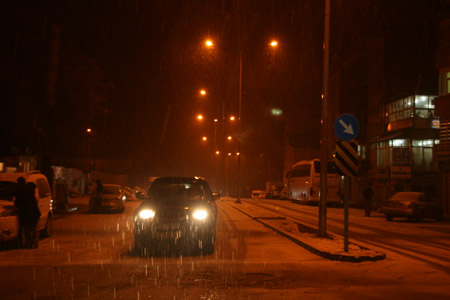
412,139 -> 435,171
376,141 -> 389,167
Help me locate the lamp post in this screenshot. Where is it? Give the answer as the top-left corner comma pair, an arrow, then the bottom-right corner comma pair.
203,39 -> 279,203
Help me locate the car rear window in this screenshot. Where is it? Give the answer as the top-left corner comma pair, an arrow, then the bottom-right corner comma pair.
104,186 -> 121,194
0,181 -> 16,201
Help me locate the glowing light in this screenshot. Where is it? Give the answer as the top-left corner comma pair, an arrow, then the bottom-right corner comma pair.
215,150 -> 220,155
227,136 -> 232,141
205,40 -> 213,47
139,209 -> 155,219
202,136 -> 207,141
197,114 -> 203,121
271,108 -> 283,116
200,89 -> 206,95
230,116 -> 235,121
193,209 -> 207,220
270,40 -> 278,47
214,119 -> 218,122
228,152 -> 231,156
87,128 -> 92,133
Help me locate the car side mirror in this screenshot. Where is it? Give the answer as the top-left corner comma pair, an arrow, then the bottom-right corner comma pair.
212,192 -> 220,201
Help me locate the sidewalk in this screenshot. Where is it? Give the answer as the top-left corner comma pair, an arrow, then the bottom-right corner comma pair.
52,195 -> 90,218
223,197 -> 386,263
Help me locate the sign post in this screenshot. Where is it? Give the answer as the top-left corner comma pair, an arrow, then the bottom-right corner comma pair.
334,114 -> 359,252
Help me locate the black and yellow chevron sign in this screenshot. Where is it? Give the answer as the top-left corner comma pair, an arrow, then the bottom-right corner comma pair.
335,141 -> 359,177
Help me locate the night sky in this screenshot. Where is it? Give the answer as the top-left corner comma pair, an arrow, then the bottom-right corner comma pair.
2,0 -> 439,192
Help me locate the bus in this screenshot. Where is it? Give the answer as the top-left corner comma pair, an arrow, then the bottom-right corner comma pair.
285,159 -> 342,205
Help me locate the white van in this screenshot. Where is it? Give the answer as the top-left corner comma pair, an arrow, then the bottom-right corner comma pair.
0,171 -> 53,243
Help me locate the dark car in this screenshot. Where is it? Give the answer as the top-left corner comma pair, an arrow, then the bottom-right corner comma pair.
89,184 -> 126,213
134,177 -> 218,256
382,192 -> 443,222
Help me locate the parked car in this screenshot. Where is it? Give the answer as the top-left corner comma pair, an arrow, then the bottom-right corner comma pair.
251,190 -> 266,199
134,176 -> 218,256
382,192 -> 443,222
89,184 -> 126,213
123,186 -> 140,201
0,171 -> 53,244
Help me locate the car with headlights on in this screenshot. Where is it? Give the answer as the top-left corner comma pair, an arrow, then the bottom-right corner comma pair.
382,192 -> 443,222
89,184 -> 126,213
134,177 -> 218,256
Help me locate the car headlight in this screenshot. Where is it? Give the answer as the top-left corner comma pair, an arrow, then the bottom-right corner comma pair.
193,209 -> 208,220
139,209 -> 155,219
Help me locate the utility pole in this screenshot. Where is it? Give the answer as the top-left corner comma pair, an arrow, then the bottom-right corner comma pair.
319,0 -> 330,237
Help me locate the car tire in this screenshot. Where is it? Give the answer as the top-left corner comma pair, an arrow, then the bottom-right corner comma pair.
385,215 -> 393,221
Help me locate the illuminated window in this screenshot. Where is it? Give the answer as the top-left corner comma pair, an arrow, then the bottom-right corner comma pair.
439,72 -> 450,95
412,139 -> 436,171
376,141 -> 389,167
385,95 -> 436,123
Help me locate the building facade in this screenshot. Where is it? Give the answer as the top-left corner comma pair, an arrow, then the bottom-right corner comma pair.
434,4 -> 450,215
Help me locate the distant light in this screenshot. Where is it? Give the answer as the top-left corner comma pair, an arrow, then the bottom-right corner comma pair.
197,114 -> 203,121
230,116 -> 235,121
214,119 -> 218,122
271,108 -> 283,116
200,89 -> 206,95
215,150 -> 220,155
202,136 -> 207,141
227,136 -> 232,141
205,40 -> 213,47
228,153 -> 232,156
270,40 -> 278,47
86,128 -> 92,133
237,152 -> 240,156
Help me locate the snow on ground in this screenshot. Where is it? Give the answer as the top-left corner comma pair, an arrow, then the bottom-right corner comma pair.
228,200 -> 385,260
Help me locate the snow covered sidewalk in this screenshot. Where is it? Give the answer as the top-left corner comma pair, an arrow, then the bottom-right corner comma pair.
226,199 -> 386,262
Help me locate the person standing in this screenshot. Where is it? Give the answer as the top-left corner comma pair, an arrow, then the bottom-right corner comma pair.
15,182 -> 41,248
362,183 -> 374,217
13,177 -> 27,248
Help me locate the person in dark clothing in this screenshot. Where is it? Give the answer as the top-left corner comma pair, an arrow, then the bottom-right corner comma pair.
95,179 -> 103,196
89,179 -> 104,212
15,181 -> 41,248
13,177 -> 27,248
362,183 -> 374,217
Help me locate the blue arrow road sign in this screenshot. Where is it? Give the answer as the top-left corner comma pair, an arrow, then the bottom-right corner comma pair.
333,114 -> 360,141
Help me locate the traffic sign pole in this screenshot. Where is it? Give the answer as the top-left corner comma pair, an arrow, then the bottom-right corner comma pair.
344,176 -> 350,252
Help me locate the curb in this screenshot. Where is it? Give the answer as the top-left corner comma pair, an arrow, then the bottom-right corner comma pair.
231,204 -> 386,263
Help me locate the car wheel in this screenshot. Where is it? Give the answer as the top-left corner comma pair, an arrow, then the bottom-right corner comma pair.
385,215 -> 393,221
40,213 -> 52,237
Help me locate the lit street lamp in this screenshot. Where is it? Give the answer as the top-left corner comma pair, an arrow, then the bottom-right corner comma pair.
202,39 -> 279,203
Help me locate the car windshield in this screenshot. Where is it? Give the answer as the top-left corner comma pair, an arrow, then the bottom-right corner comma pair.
0,181 -> 16,201
147,180 -> 211,204
103,186 -> 121,194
